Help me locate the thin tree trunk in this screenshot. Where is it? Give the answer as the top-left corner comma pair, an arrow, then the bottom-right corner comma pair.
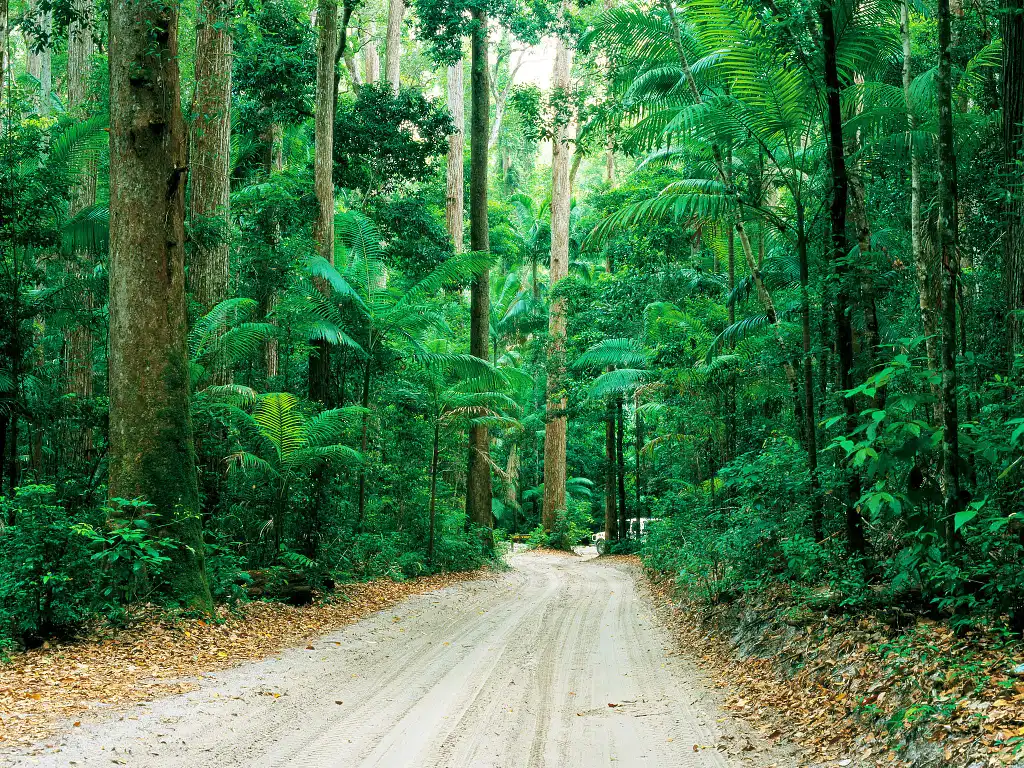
427,421 -> 440,562
108,0 -> 211,610
821,0 -> 865,553
604,400 -> 617,543
264,123 -> 283,380
35,5 -> 52,114
616,396 -> 627,539
796,213 -> 823,541
1003,0 -> 1024,354
936,0 -> 963,544
0,0 -> 8,102
384,0 -> 403,92
188,0 -> 233,316
542,34 -> 572,532
902,2 -> 941,385
634,403 -> 643,513
446,59 -> 465,253
356,357 -> 371,526
310,0 -> 338,403
465,10 -> 493,530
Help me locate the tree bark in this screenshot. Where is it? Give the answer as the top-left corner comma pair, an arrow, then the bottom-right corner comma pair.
604,400 -> 617,542
616,396 -> 627,538
902,2 -> 941,387
108,0 -> 211,610
428,421 -> 440,562
936,0 -> 963,543
264,123 -> 283,380
1003,0 -> 1024,354
187,0 -> 234,315
542,35 -> 572,531
820,0 -> 865,553
446,59 -> 465,253
356,357 -> 372,526
0,0 -> 8,102
362,20 -> 380,84
384,0 -> 403,92
465,10 -> 493,529
65,0 -> 96,462
310,0 -> 338,403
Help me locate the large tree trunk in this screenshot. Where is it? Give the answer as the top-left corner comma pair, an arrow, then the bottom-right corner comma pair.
187,0 -> 233,315
384,0 -> 403,92
936,0 -> 963,544
108,0 -> 211,610
466,11 -> 493,530
310,0 -> 338,403
446,60 -> 465,253
1003,0 -> 1024,354
64,0 -> 96,463
820,0 -> 865,553
542,36 -> 572,532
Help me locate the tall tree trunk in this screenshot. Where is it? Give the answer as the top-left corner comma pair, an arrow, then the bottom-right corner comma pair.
188,0 -> 233,316
35,4 -> 52,114
446,59 -> 465,253
1003,0 -> 1024,354
634,403 -> 643,513
936,0 -> 963,544
616,396 -> 627,538
65,0 -> 96,463
796,212 -> 823,541
362,20 -> 380,84
821,0 -> 865,553
108,0 -> 211,610
903,2 -> 941,385
604,399 -> 617,543
542,35 -> 572,532
465,11 -> 493,529
384,0 -> 403,92
356,357 -> 371,526
264,124 -> 283,380
0,0 -> 8,102
333,0 -> 357,104
310,0 -> 338,403
427,421 -> 440,562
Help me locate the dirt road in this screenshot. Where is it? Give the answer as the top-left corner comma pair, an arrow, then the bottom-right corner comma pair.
3,551 -> 805,768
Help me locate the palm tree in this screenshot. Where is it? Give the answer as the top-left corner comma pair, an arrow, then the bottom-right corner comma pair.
399,337 -> 522,561
305,210 -> 493,524
221,392 -> 363,554
489,271 -> 545,364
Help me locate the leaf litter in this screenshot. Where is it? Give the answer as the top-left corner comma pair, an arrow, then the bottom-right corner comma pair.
0,569 -> 486,748
643,567 -> 1024,767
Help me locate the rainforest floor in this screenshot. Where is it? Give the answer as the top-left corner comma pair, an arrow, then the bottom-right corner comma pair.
646,571 -> 1024,768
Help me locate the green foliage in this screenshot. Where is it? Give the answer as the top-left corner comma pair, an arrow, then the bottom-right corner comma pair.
74,500 -> 178,619
547,499 -> 595,551
333,84 -> 452,195
0,487 -> 99,646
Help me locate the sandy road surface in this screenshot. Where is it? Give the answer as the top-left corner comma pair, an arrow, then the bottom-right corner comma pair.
2,551 -> 805,768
